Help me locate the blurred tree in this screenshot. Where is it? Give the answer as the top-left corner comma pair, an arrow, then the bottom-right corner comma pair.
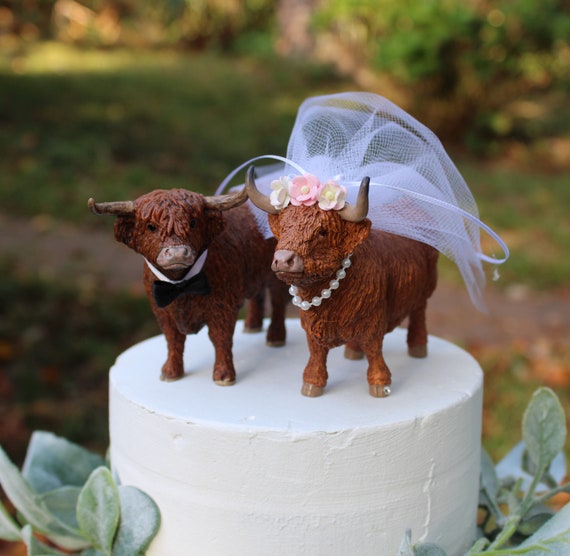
311,0 -> 570,147
0,0 -> 55,41
2,0 -> 567,152
275,0 -> 318,57
52,0 -> 121,44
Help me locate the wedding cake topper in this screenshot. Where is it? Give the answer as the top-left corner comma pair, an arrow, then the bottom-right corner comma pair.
217,91 -> 509,397
88,187 -> 288,385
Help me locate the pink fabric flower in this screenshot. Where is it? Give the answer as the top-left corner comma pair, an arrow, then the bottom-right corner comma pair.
318,180 -> 347,210
289,174 -> 322,206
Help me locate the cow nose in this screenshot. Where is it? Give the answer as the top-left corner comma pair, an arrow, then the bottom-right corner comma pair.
157,245 -> 195,267
272,250 -> 303,273
163,245 -> 190,260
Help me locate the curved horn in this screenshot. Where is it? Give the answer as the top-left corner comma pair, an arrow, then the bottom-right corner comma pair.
203,185 -> 248,211
244,166 -> 279,215
88,198 -> 134,216
339,177 -> 370,222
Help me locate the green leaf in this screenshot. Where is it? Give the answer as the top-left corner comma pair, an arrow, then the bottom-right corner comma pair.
0,445 -> 88,550
479,449 -> 505,525
517,511 -> 555,537
21,524 -> 69,556
516,502 -> 570,554
464,537 -> 489,554
396,529 -> 414,556
522,448 -> 563,490
0,499 -> 22,541
77,467 -> 120,556
111,486 -> 161,555
41,487 -> 82,531
23,431 -> 106,495
497,441 -> 566,494
522,387 -> 566,475
413,543 -> 447,555
480,449 -> 499,499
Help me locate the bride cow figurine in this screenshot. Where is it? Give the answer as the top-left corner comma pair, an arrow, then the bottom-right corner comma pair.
245,166 -> 438,398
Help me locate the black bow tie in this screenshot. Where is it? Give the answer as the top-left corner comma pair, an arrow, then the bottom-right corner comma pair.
152,271 -> 211,308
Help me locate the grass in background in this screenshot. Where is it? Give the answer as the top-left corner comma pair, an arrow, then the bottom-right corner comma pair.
0,42 -> 342,220
458,159 -> 570,291
476,340 -> 570,461
0,257 -> 158,464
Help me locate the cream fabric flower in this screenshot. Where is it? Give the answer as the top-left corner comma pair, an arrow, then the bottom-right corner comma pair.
318,180 -> 347,210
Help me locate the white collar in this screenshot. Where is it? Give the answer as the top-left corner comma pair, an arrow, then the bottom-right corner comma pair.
144,249 -> 208,284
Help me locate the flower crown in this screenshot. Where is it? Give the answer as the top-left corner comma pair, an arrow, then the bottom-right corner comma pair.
269,174 -> 347,211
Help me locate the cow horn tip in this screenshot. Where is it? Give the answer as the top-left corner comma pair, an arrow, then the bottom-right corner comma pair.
244,165 -> 279,215
87,198 -> 99,215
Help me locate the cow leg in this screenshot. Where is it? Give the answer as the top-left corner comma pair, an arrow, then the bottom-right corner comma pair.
208,317 -> 237,386
301,335 -> 329,397
361,337 -> 392,398
367,355 -> 392,398
407,302 -> 428,358
161,328 -> 186,381
243,293 -> 264,333
266,279 -> 287,347
344,339 -> 364,360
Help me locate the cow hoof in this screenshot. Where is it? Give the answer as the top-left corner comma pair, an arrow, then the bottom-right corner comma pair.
408,345 -> 428,358
214,378 -> 236,386
266,324 -> 286,347
344,346 -> 365,360
160,373 -> 183,382
243,326 -> 263,334
301,382 -> 324,397
369,384 -> 391,398
266,339 -> 286,348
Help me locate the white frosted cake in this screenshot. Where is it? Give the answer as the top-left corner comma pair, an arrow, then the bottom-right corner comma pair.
110,318 -> 482,556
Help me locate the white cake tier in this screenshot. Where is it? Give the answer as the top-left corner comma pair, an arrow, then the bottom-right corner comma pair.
110,318 -> 482,556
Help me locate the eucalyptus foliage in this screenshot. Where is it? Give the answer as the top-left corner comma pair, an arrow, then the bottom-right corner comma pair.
400,387 -> 570,555
0,432 -> 160,555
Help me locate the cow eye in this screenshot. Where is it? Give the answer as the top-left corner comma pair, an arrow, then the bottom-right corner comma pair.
189,219 -> 196,228
147,223 -> 157,232
318,227 -> 328,237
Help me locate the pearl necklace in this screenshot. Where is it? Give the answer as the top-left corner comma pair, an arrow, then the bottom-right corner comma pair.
289,254 -> 352,311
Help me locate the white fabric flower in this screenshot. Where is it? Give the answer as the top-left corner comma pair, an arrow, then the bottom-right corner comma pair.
269,176 -> 292,210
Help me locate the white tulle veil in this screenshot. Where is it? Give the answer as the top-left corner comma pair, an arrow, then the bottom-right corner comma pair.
217,92 -> 509,311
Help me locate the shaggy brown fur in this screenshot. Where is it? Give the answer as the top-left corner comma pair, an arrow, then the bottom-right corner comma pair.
268,205 -> 438,397
108,188 -> 288,384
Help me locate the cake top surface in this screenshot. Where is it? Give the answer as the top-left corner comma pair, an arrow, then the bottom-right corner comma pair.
111,319 -> 481,433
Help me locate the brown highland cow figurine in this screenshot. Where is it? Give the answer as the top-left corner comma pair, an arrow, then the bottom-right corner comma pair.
245,166 -> 438,398
88,186 -> 288,385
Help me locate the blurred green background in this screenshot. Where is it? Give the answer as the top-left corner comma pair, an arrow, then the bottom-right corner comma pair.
0,0 -> 569,468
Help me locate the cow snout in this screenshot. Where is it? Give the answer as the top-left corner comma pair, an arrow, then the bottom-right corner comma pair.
272,250 -> 303,273
157,245 -> 195,269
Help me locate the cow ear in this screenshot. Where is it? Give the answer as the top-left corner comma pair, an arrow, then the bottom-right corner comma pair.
205,209 -> 226,238
114,215 -> 136,247
268,214 -> 281,238
343,219 -> 371,253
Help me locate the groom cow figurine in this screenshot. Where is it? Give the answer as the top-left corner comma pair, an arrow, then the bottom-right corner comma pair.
89,185 -> 288,386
